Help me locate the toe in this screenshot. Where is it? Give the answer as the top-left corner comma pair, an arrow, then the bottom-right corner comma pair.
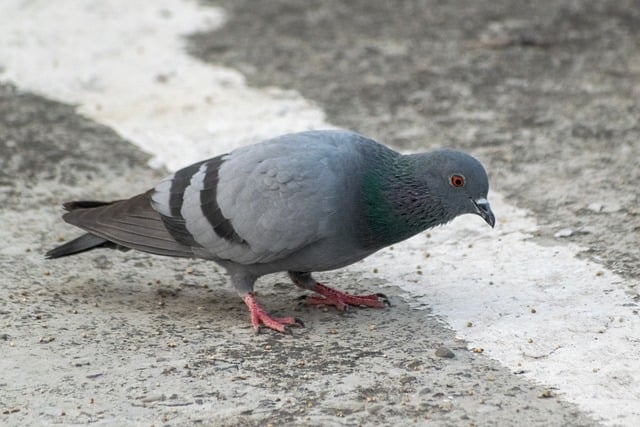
376,293 -> 391,306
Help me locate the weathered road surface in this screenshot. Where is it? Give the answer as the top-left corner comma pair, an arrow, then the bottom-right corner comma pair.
1,0 -> 639,425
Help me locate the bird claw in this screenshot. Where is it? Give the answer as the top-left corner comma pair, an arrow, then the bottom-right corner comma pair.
254,315 -> 304,335
293,317 -> 305,328
244,293 -> 305,335
376,293 -> 392,307
304,283 -> 390,310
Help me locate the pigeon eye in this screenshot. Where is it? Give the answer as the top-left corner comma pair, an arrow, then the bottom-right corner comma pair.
450,174 -> 465,187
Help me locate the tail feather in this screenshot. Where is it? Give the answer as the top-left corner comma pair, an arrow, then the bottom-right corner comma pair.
45,233 -> 121,259
62,200 -> 117,210
47,190 -> 195,259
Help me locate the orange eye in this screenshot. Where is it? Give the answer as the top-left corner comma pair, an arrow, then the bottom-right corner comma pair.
450,174 -> 465,187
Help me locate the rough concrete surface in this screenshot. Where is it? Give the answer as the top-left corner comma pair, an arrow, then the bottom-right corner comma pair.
1,0 -> 639,425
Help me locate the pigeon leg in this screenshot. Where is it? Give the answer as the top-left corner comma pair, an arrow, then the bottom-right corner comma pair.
288,271 -> 390,311
243,293 -> 304,334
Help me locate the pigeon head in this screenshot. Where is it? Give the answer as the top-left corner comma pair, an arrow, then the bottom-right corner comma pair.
411,149 -> 495,228
361,148 -> 494,248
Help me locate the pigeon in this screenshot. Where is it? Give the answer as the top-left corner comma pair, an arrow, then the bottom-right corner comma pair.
46,130 -> 495,333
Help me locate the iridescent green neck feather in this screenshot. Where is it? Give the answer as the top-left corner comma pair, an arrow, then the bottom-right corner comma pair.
359,154 -> 450,249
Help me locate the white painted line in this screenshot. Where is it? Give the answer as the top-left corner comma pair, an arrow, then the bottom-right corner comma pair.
1,1 -> 639,425
0,0 -> 328,170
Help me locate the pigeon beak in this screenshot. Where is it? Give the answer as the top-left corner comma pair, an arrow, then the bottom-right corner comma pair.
473,198 -> 495,228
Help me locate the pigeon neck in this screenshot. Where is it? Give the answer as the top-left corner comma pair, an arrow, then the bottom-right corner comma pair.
359,154 -> 449,249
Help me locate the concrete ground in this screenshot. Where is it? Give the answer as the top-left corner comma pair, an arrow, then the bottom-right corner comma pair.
1,0 -> 639,426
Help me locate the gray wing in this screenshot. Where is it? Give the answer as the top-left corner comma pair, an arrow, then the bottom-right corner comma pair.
151,131 -> 369,265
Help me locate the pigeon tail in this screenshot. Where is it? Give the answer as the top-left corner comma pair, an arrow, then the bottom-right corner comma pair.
45,233 -> 120,259
46,199 -> 125,258
57,191 -> 195,258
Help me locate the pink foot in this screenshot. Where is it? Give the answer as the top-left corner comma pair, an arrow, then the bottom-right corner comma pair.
243,293 -> 304,334
305,283 -> 390,311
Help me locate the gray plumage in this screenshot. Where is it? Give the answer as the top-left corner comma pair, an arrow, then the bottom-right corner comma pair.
47,130 -> 495,333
